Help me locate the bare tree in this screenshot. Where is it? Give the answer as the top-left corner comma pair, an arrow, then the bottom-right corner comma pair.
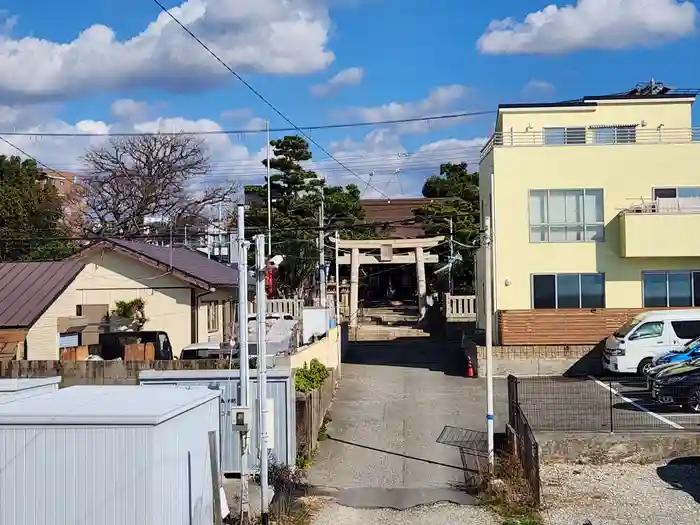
75,134 -> 237,234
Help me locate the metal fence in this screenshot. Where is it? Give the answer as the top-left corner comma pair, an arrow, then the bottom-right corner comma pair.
507,375 -> 541,506
513,375 -> 700,432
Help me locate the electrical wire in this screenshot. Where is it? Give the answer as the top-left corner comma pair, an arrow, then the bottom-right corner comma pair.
149,0 -> 392,201
0,110 -> 495,138
47,145 -> 485,173
0,212 -> 479,242
0,134 -> 68,180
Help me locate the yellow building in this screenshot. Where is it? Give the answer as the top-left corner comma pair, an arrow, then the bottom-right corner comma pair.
476,83 -> 700,345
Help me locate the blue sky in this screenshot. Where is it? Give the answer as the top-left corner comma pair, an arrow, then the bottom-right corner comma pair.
0,0 -> 699,197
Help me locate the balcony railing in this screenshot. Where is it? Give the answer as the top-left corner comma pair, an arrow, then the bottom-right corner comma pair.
621,197 -> 700,215
480,127 -> 700,159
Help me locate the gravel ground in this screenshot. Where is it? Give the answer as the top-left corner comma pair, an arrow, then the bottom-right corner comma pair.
309,501 -> 500,525
540,461 -> 700,524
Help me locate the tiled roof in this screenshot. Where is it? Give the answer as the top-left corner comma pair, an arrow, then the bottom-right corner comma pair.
361,198 -> 442,238
102,239 -> 239,288
0,261 -> 85,328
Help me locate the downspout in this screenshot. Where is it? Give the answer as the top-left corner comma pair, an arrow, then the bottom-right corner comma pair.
191,288 -> 213,344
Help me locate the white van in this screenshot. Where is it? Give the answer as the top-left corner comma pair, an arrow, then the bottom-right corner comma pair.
603,310 -> 700,374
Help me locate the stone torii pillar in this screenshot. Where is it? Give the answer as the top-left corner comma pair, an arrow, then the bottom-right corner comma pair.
415,246 -> 427,318
349,248 -> 360,328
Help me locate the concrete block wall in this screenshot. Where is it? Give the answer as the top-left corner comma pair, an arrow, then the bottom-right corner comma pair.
462,336 -> 604,376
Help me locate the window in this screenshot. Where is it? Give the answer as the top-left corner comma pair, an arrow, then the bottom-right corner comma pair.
529,189 -> 604,242
671,321 -> 700,340
543,127 -> 586,145
629,322 -> 664,340
532,273 -> 605,309
206,301 -> 220,332
593,126 -> 637,144
653,187 -> 700,199
643,271 -> 700,307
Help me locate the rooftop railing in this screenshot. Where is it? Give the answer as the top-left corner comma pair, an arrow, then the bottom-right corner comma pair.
621,197 -> 700,215
481,126 -> 700,159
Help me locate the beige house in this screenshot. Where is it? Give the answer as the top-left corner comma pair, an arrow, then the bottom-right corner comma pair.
0,239 -> 241,360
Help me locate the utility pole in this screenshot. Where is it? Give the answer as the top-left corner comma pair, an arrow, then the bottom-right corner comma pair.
255,234 -> 270,524
448,217 -> 454,295
266,120 -> 272,257
484,215 -> 494,469
236,205 -> 250,523
319,197 -> 327,307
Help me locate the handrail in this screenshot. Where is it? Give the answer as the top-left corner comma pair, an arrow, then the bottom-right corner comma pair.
621,197 -> 700,215
481,126 -> 700,160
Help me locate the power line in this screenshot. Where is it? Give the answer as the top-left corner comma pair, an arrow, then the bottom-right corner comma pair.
149,0 -> 392,201
0,110 -> 495,138
45,146 -> 485,178
0,212 -> 478,242
0,135 -> 66,179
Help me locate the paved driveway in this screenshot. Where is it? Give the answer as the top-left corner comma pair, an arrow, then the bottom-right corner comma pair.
307,338 -> 508,513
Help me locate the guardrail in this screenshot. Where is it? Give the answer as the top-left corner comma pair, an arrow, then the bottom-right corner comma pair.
481,126 -> 700,159
445,293 -> 477,321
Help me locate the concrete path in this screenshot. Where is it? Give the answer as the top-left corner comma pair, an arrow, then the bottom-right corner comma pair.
307,336 -> 508,518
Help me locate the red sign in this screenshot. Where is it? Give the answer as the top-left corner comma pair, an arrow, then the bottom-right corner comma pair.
265,258 -> 275,297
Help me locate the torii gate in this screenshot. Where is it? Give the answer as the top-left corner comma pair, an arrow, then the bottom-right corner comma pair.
334,236 -> 445,327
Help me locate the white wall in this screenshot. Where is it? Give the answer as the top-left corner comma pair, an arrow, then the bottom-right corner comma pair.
27,251 -> 193,359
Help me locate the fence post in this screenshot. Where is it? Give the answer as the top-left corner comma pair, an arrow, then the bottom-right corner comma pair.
507,374 -> 518,428
608,377 -> 614,433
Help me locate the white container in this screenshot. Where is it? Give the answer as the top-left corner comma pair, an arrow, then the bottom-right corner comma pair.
0,385 -> 221,525
0,376 -> 61,403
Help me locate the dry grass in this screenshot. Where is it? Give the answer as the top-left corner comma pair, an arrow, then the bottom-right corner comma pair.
477,452 -> 542,525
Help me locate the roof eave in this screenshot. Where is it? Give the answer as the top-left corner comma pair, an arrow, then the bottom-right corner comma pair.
77,241 -> 214,291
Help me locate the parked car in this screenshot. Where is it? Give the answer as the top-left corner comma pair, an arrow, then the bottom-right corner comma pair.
651,361 -> 700,411
179,342 -> 238,360
651,337 -> 700,367
646,354 -> 700,390
603,310 -> 700,375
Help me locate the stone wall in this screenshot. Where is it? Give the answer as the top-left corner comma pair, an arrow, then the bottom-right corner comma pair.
462,338 -> 605,377
295,368 -> 338,460
537,432 -> 700,464
0,359 -> 239,386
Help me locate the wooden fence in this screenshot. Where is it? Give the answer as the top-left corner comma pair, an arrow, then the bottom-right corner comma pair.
499,308 -> 648,345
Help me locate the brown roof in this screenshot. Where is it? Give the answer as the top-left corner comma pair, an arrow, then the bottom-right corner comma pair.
80,239 -> 239,290
0,261 -> 85,329
361,198 -> 446,238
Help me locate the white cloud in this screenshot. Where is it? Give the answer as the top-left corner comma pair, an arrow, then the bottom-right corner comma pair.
0,103 -> 264,190
477,0 -> 697,54
0,102 -> 485,201
317,129 -> 487,198
109,99 -> 151,122
0,0 -> 335,104
521,80 -> 556,99
310,67 -> 364,98
339,85 -> 471,134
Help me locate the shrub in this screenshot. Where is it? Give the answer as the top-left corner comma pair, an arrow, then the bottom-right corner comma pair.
295,359 -> 329,393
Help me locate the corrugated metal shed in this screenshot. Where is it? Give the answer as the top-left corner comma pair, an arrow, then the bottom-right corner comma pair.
0,377 -> 61,403
140,368 -> 296,474
0,385 -> 221,525
0,261 -> 85,328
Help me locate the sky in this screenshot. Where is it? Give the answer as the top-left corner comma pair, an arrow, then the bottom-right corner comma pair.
0,0 -> 699,199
